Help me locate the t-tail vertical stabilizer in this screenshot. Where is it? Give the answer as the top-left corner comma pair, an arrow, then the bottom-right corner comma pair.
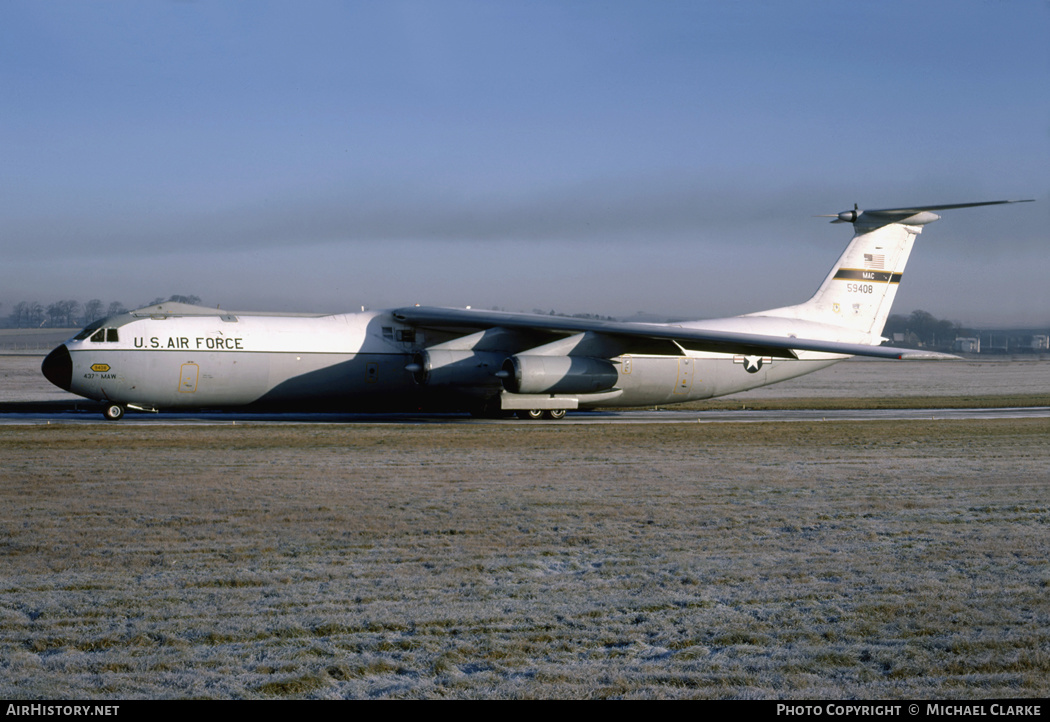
749,200 -> 1033,341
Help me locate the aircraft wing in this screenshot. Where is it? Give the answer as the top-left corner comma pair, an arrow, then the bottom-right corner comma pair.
392,306 -> 950,360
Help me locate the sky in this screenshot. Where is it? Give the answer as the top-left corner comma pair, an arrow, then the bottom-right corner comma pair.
2,0 -> 1048,327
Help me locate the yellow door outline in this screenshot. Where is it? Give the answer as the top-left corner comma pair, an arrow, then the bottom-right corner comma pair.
673,357 -> 694,395
178,363 -> 199,393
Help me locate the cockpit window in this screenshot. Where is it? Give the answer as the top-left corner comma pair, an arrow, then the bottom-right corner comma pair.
87,328 -> 119,343
74,320 -> 106,340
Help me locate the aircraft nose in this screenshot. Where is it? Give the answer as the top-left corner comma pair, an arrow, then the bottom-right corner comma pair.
42,344 -> 73,391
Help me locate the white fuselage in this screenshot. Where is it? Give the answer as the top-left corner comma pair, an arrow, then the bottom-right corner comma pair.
50,308 -> 844,412
57,311 -> 422,409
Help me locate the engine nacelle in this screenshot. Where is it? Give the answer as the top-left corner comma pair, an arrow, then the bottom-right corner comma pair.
500,355 -> 619,395
410,349 -> 505,390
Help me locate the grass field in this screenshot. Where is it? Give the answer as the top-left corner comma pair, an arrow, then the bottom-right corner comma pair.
1,419 -> 1048,699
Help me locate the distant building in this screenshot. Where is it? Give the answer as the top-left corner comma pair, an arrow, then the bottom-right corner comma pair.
1032,335 -> 1049,351
954,337 -> 980,354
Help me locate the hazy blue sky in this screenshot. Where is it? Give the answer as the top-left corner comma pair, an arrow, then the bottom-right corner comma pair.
3,1 -> 1047,326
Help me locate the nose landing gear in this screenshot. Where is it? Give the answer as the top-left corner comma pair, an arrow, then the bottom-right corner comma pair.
102,403 -> 126,421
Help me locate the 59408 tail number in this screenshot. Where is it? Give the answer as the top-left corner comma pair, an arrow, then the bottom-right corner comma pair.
846,283 -> 874,294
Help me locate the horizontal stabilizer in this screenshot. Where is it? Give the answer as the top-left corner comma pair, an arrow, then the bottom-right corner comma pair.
894,350 -> 960,361
823,199 -> 1033,224
863,199 -> 1034,215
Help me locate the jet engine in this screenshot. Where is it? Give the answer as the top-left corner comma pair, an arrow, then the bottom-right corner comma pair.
408,349 -> 505,391
499,355 -> 619,395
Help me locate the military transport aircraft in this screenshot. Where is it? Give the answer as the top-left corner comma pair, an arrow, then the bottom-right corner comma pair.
41,200 -> 1031,420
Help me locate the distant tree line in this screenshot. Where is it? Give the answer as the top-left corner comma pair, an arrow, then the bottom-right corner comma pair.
883,310 -> 968,351
531,309 -> 619,321
4,295 -> 202,329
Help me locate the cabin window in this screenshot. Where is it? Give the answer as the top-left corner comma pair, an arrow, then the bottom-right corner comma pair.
107,328 -> 119,342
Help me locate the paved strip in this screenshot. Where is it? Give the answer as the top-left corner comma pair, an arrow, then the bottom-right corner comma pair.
1,407 -> 1047,425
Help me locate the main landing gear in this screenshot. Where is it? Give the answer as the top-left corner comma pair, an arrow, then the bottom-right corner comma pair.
516,409 -> 566,420
470,402 -> 567,420
469,398 -> 567,420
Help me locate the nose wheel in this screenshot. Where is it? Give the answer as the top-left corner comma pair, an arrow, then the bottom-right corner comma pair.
102,403 -> 126,421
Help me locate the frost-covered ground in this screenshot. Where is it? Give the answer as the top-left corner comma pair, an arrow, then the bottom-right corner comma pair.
2,421 -> 1047,699
0,354 -> 83,403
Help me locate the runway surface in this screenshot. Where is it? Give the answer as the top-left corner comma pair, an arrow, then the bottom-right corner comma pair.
2,405 -> 1048,425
